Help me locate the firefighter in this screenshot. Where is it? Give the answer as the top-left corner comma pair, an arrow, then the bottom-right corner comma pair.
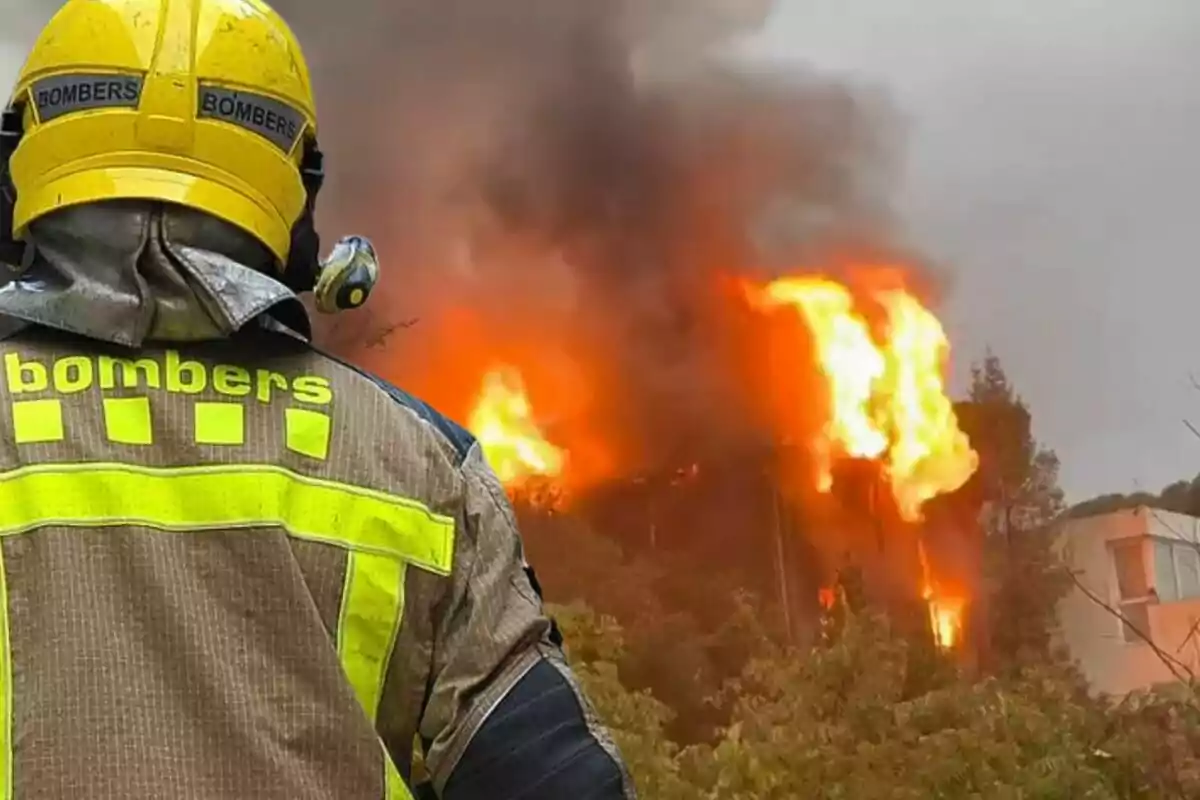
0,1 -> 633,798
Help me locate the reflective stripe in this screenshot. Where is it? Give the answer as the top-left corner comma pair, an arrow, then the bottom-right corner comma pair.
335,541 -> 417,798
338,552 -> 405,722
0,545 -> 10,800
0,461 -> 452,800
0,462 -> 455,575
336,551 -> 416,799
386,759 -> 412,800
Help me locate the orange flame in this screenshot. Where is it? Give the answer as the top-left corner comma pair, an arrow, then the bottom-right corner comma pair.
929,596 -> 965,650
918,539 -> 964,649
468,366 -> 566,487
753,275 -> 977,521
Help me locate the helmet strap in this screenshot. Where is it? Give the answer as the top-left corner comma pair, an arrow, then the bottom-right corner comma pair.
0,105 -> 26,268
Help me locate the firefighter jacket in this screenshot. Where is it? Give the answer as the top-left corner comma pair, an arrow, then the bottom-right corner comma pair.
0,324 -> 634,798
0,206 -> 634,799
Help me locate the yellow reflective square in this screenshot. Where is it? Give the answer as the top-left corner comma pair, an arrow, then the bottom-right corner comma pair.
286,408 -> 331,460
194,402 -> 245,446
11,399 -> 64,444
103,397 -> 153,445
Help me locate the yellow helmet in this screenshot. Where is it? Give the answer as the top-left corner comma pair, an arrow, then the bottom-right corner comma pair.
3,0 -> 318,269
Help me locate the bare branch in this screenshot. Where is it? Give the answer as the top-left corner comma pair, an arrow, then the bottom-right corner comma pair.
1067,569 -> 1197,689
1177,615 -> 1200,656
366,318 -> 419,349
1184,418 -> 1200,442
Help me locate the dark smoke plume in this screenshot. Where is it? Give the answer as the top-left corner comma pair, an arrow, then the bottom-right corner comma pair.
287,1 -> 917,474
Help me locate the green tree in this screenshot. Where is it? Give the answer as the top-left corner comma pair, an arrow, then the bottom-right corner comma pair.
959,350 -> 1065,535
542,536 -> 1200,800
518,504 -> 777,744
685,611 -> 1115,800
698,610 -> 1200,799
577,604 -> 1200,799
1067,472 -> 1200,519
955,350 -> 1069,669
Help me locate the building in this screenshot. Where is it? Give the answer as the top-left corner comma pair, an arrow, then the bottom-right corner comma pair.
1055,507 -> 1200,695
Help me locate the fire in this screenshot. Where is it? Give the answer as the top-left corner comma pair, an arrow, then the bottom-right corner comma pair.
753,275 -> 977,522
918,539 -> 964,649
929,596 -> 965,650
750,273 -> 975,649
443,270 -> 974,649
468,366 -> 566,487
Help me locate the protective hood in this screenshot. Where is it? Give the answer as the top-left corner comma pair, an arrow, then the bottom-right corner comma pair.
0,201 -> 311,347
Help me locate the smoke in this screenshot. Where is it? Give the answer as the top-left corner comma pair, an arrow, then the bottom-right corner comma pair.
0,1 -> 54,95
6,0 -> 928,478
272,0 -> 929,475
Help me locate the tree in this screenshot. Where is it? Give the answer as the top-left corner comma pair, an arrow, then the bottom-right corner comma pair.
958,350 -> 1065,535
518,505 -> 777,743
571,601 -> 1200,799
954,350 -> 1069,669
492,350 -> 1200,800
1067,472 -> 1200,519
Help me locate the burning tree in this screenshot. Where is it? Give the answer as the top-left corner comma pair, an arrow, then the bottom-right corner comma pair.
747,270 -> 978,651
308,0 -> 989,677
441,263 -> 981,658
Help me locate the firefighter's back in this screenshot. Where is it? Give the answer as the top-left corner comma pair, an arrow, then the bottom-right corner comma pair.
0,326 -> 458,798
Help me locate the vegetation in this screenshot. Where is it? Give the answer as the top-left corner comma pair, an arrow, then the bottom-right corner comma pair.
562,601 -> 1200,799
1068,475 -> 1200,521
954,350 -> 1071,670
521,353 -> 1200,798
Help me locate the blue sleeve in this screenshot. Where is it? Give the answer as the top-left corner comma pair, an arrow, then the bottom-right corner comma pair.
439,659 -> 632,800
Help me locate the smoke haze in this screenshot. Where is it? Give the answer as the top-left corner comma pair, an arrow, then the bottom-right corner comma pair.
270,0 -> 929,476
1,0 -> 934,478
0,2 -> 53,92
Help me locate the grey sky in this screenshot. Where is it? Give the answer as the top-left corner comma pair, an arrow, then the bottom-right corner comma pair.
2,2 -> 1197,501
751,2 -> 1200,501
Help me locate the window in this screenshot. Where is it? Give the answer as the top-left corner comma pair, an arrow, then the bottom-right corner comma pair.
1112,539 -> 1148,599
1155,541 -> 1179,602
1175,543 -> 1200,598
1111,538 -> 1152,644
1151,538 -> 1200,602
